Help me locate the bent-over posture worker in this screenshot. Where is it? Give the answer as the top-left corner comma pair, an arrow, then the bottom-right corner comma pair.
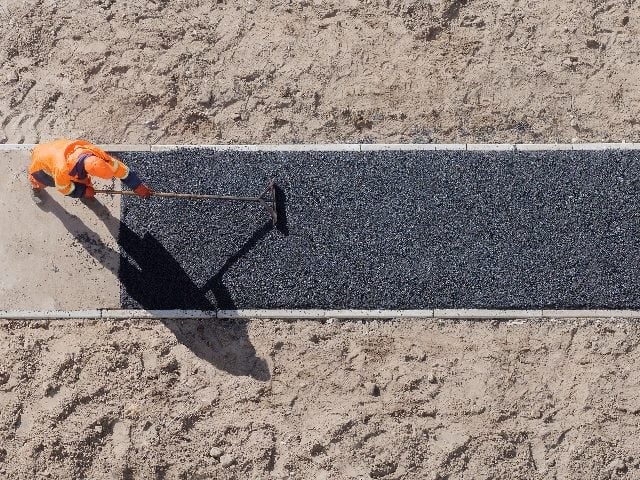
28,138 -> 152,202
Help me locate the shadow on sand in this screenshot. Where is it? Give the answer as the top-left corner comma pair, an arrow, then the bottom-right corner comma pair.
37,190 -> 277,380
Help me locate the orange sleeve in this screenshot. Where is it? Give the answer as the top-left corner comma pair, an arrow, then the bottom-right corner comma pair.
84,155 -> 117,179
84,154 -> 130,180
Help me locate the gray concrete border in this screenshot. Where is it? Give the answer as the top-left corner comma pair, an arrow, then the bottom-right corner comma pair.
571,143 -> 640,150
0,310 -> 103,319
3,309 -> 640,320
467,143 -> 515,151
3,143 -> 640,152
515,144 -> 574,151
149,144 -> 362,152
360,144 -> 437,151
433,309 -> 543,318
97,144 -> 151,152
541,309 -> 640,318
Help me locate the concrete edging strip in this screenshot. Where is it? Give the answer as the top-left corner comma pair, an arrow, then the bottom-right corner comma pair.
515,144 -> 574,151
101,309 -> 216,319
149,144 -> 362,152
433,309 -> 543,318
218,309 -> 331,319
571,143 -> 640,150
360,144 -> 437,151
0,310 -> 102,319
2,143 -> 640,152
467,143 -> 515,151
98,145 -> 151,152
2,309 -> 640,320
541,309 -> 640,318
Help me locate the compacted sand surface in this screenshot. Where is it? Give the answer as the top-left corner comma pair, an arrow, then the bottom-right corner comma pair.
1,318 -> 639,479
3,1 -> 640,479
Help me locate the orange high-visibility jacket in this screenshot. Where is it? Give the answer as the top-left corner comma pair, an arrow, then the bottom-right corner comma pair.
29,139 -> 141,197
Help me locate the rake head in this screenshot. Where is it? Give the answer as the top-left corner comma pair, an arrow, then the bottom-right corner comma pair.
258,179 -> 278,226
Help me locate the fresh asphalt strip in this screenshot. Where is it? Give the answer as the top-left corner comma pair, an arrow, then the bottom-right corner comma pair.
115,149 -> 640,310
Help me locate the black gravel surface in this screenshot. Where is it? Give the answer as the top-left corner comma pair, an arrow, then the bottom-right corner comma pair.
117,149 -> 640,309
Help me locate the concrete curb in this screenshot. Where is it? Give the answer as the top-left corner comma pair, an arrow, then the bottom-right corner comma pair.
0,310 -> 103,319
467,143 -> 515,151
514,144 -> 574,151
97,145 -> 151,152
102,309 -> 216,319
3,143 -> 640,152
541,309 -> 640,318
2,309 -> 640,320
433,309 -> 543,318
150,144 -> 363,152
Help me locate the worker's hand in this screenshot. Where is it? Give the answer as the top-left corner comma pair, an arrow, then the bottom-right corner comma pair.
134,183 -> 153,199
84,185 -> 95,199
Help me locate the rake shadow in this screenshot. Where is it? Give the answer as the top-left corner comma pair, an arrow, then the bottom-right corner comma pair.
38,191 -> 271,380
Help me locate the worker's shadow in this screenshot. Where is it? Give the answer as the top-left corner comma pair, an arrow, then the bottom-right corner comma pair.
37,191 -> 277,381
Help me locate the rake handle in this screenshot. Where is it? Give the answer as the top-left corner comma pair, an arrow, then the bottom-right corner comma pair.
94,189 -> 266,202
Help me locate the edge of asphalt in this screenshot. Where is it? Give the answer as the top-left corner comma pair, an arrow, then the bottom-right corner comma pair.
3,142 -> 639,320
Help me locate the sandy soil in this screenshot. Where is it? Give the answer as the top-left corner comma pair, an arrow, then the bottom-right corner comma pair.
3,1 -> 640,479
1,0 -> 640,145
1,318 -> 639,479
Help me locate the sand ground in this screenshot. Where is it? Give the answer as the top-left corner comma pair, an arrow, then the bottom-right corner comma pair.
1,0 -> 639,145
2,0 -> 640,479
2,318 -> 640,480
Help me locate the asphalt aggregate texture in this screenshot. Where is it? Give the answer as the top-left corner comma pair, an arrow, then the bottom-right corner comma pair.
117,149 -> 640,309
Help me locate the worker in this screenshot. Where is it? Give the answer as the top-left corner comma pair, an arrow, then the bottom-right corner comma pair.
28,138 -> 152,203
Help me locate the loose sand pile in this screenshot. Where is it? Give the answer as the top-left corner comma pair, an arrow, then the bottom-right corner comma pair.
1,318 -> 639,479
1,0 -> 639,145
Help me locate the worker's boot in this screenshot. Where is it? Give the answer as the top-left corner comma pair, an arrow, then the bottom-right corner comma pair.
30,188 -> 43,206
